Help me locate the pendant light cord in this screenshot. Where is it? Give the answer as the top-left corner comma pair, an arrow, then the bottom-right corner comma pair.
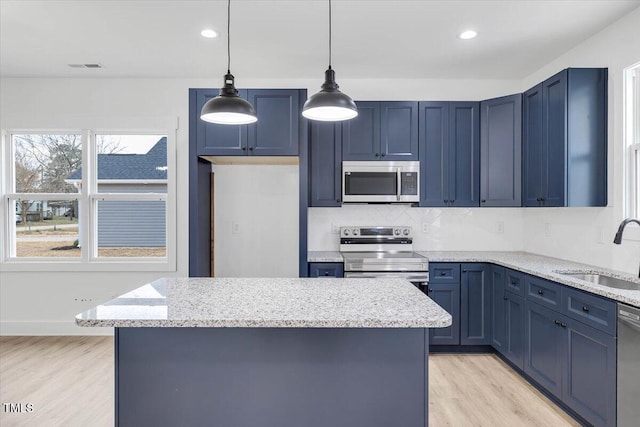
328,0 -> 332,69
227,0 -> 231,74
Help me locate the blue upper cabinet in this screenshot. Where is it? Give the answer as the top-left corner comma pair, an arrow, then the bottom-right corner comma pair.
309,121 -> 342,207
419,102 -> 480,207
195,88 -> 249,156
247,89 -> 300,156
343,101 -> 418,161
523,68 -> 607,206
192,88 -> 302,157
480,94 -> 523,207
380,102 -> 419,160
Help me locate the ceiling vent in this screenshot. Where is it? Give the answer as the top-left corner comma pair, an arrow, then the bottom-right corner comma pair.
68,63 -> 103,68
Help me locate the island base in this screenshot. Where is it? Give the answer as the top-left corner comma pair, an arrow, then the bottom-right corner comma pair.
115,327 -> 429,427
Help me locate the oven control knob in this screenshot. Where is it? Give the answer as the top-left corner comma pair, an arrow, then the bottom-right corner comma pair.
344,229 -> 351,236
353,229 -> 359,236
403,228 -> 410,236
394,229 -> 400,236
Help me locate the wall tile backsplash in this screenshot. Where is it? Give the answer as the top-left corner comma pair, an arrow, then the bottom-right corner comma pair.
308,205 -> 524,252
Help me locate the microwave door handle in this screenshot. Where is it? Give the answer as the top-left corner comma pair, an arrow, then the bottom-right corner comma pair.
397,168 -> 401,201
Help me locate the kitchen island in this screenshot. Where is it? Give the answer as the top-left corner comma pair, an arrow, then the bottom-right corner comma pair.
76,277 -> 451,427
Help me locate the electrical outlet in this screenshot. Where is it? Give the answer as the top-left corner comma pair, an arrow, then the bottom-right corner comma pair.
545,223 -> 552,237
232,222 -> 240,234
496,221 -> 504,234
331,224 -> 340,234
422,223 -> 429,233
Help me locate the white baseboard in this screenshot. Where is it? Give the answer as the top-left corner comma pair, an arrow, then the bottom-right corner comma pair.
0,321 -> 114,336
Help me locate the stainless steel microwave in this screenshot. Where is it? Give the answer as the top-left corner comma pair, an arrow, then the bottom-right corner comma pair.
342,161 -> 420,203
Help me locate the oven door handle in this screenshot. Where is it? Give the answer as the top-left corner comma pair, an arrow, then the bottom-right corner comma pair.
344,272 -> 430,283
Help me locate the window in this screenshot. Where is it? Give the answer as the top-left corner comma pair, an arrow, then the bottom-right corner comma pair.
1,130 -> 175,270
626,62 -> 640,217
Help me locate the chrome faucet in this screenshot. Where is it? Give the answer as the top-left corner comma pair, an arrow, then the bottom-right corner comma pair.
613,218 -> 640,278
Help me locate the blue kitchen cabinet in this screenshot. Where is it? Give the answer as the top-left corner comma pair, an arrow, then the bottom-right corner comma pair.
342,102 -> 418,161
563,316 -> 616,427
428,282 -> 461,345
192,88 -> 301,157
247,89 -> 300,156
309,121 -> 342,207
492,266 -> 525,368
524,300 -> 565,399
523,68 -> 607,206
524,278 -> 617,427
479,94 -> 522,207
194,88 -> 249,156
491,266 -> 507,352
461,263 -> 492,345
419,102 -> 480,207
308,263 -> 344,278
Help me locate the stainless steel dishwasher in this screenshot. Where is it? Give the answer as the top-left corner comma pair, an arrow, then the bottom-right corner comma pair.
618,303 -> 640,426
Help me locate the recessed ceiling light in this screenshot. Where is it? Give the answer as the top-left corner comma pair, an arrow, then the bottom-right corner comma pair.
459,30 -> 478,40
201,29 -> 218,38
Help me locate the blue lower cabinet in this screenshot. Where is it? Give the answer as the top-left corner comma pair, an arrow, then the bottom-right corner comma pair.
524,299 -> 616,427
504,293 -> 524,369
563,318 -> 616,427
461,263 -> 492,345
308,263 -> 343,278
524,300 -> 565,399
428,283 -> 460,345
491,266 -> 507,352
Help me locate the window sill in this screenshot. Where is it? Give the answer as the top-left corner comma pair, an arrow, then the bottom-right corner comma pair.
0,259 -> 177,273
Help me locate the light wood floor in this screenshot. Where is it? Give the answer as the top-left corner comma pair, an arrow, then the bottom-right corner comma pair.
0,337 -> 580,427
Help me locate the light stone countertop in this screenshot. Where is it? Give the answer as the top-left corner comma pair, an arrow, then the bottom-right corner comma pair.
307,250 -> 640,307
417,251 -> 640,307
76,277 -> 452,329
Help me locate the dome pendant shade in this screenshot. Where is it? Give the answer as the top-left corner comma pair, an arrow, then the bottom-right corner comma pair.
303,68 -> 358,122
201,73 -> 257,125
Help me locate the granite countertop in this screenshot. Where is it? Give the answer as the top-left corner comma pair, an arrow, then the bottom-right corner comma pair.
416,251 -> 640,307
76,277 -> 452,329
307,250 -> 640,307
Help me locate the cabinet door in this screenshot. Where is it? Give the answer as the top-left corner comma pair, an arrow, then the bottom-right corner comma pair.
461,263 -> 492,345
491,266 -> 507,353
342,102 -> 380,161
480,94 -> 522,207
247,89 -> 300,156
523,83 -> 544,207
542,70 -> 567,207
563,319 -> 616,427
309,122 -> 342,207
195,88 -> 248,156
505,293 -> 524,370
428,283 -> 461,345
308,263 -> 344,277
419,102 -> 449,207
524,301 -> 564,399
380,101 -> 419,160
448,102 -> 480,207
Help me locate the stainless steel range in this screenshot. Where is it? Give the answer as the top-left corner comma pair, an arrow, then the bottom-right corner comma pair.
340,226 -> 429,289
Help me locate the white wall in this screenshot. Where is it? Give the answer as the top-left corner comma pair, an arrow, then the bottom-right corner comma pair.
213,165 -> 299,277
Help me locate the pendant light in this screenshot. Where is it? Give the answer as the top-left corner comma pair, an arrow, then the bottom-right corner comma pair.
201,0 -> 257,125
302,0 -> 357,122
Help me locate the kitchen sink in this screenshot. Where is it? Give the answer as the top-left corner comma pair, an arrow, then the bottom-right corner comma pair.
558,272 -> 640,291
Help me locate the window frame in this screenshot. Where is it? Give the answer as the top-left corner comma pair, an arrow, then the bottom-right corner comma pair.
0,126 -> 177,272
626,63 -> 640,218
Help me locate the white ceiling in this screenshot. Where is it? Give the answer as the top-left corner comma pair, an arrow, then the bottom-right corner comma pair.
1,0 -> 639,79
